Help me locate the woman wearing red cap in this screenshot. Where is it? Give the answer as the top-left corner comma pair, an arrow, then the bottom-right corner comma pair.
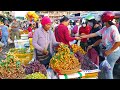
32,16 -> 59,67
80,11 -> 120,79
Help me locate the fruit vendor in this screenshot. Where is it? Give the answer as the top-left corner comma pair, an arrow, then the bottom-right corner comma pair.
32,16 -> 59,67
80,11 -> 120,79
54,16 -> 81,46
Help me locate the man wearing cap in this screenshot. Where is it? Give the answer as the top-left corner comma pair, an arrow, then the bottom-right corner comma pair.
32,16 -> 59,67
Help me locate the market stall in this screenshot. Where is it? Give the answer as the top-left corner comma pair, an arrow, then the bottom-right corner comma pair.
0,40 -> 100,79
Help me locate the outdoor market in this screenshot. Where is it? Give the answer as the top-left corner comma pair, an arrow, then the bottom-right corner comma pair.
0,11 -> 120,79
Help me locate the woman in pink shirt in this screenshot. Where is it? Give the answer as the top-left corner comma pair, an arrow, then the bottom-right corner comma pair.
80,11 -> 120,79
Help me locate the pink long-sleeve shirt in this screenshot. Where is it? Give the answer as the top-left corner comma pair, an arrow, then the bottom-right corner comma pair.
32,27 -> 59,55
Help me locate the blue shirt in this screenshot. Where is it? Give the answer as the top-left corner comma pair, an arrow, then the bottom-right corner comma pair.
1,25 -> 8,36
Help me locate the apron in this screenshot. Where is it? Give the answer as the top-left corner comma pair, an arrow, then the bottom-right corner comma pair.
36,43 -> 52,67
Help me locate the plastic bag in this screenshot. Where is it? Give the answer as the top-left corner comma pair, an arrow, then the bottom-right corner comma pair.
99,57 -> 111,72
46,68 -> 58,79
8,38 -> 13,44
0,41 -> 4,47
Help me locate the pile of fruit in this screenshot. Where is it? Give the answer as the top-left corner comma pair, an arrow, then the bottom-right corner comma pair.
7,48 -> 34,66
25,11 -> 39,22
81,54 -> 98,70
0,54 -> 25,79
20,30 -> 29,35
71,44 -> 86,55
71,44 -> 98,70
50,43 -> 80,74
24,60 -> 47,75
8,48 -> 33,54
25,72 -> 47,79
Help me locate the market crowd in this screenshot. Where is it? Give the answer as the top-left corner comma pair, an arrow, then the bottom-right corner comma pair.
0,11 -> 120,79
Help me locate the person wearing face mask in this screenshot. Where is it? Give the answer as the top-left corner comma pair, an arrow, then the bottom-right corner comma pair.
80,11 -> 120,79
87,18 -> 102,55
79,19 -> 92,51
112,19 -> 119,29
71,21 -> 81,44
32,16 -> 60,67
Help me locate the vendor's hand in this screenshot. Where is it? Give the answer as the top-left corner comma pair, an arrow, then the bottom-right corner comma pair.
80,35 -> 86,39
104,50 -> 112,56
81,33 -> 86,35
42,49 -> 49,55
87,45 -> 92,52
75,37 -> 81,40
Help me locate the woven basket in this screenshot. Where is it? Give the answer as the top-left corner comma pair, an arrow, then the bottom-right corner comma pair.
53,65 -> 81,74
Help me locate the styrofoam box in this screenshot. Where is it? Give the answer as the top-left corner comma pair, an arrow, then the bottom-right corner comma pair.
21,34 -> 28,40
14,39 -> 29,49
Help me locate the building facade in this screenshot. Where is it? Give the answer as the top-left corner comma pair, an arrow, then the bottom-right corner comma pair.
36,11 -> 81,19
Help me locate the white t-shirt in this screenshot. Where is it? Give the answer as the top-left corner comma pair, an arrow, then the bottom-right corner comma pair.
96,25 -> 120,52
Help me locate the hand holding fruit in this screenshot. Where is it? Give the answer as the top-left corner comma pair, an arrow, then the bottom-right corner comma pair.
80,34 -> 87,39
42,49 -> 49,55
75,36 -> 81,40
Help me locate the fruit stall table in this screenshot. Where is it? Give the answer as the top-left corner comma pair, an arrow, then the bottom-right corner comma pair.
57,69 -> 85,79
81,69 -> 101,79
47,68 -> 100,79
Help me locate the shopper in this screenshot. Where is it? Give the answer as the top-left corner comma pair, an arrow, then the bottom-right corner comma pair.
27,24 -> 33,32
80,11 -> 120,79
1,23 -> 9,47
11,19 -> 20,41
87,18 -> 102,55
79,18 -> 91,51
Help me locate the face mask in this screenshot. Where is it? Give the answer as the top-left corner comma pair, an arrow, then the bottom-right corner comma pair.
112,19 -> 116,24
89,22 -> 93,27
76,23 -> 79,26
82,24 -> 86,27
32,30 -> 35,32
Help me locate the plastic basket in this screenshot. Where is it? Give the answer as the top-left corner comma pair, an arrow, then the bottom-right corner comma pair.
14,53 -> 33,65
82,72 -> 98,79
